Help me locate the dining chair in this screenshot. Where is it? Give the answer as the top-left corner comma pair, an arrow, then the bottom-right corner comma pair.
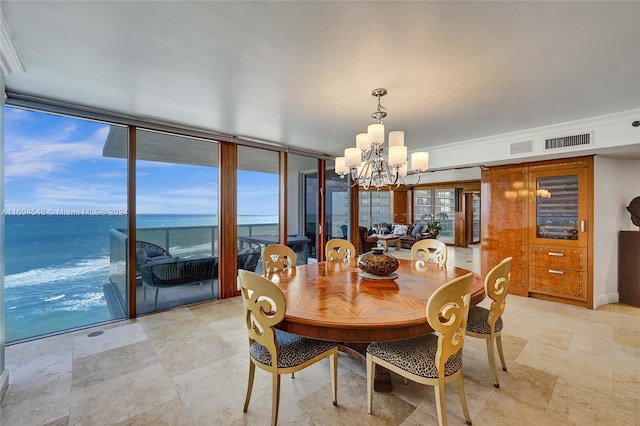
466,256 -> 512,388
411,238 -> 448,266
263,244 -> 297,274
366,272 -> 474,426
239,270 -> 338,426
325,238 -> 357,261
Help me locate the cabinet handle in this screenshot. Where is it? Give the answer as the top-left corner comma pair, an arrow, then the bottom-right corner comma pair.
548,269 -> 564,275
548,252 -> 564,257
580,220 -> 585,233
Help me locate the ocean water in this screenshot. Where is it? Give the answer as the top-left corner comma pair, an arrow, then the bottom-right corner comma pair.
3,214 -> 277,342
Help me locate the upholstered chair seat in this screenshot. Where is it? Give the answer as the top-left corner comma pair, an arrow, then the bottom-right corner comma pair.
467,306 -> 504,334
367,334 -> 463,379
250,329 -> 338,368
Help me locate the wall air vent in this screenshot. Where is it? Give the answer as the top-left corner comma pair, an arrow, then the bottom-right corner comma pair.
544,133 -> 591,150
510,140 -> 533,155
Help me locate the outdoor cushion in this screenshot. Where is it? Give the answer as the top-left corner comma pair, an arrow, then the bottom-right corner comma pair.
144,248 -> 165,258
146,256 -> 177,266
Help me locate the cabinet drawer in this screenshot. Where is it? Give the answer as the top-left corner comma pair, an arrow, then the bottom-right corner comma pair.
529,266 -> 587,302
531,247 -> 586,270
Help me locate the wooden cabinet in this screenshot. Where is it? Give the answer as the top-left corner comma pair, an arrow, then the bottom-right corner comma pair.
529,247 -> 588,302
481,156 -> 593,308
481,166 -> 528,296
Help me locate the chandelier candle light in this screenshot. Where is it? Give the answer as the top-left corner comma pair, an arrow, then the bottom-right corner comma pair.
335,88 -> 429,190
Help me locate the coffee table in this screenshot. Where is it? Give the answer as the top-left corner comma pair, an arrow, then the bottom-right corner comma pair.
376,234 -> 401,252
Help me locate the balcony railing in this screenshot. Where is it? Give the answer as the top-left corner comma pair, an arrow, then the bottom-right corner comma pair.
107,223 -> 278,315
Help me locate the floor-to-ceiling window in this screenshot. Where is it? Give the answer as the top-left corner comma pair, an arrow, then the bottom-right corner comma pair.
470,192 -> 481,244
326,164 -> 349,242
133,129 -> 219,314
303,172 -> 319,259
237,146 -> 279,273
359,190 -> 391,230
413,187 -> 456,244
3,107 -> 127,342
2,105 -> 329,341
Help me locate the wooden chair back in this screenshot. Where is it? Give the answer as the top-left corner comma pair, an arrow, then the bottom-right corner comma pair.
426,272 -> 473,377
239,270 -> 285,359
485,257 -> 512,329
411,239 -> 448,266
263,244 -> 296,274
325,238 -> 356,261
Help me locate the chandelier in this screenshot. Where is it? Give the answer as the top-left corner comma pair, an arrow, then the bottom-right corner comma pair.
334,88 -> 429,190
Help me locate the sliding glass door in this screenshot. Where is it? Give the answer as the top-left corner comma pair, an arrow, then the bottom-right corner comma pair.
3,107 -> 128,342
134,129 -> 219,314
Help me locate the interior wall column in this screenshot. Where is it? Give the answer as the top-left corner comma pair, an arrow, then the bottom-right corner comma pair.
279,151 -> 288,243
349,183 -> 359,247
317,160 -> 326,262
218,142 -> 238,298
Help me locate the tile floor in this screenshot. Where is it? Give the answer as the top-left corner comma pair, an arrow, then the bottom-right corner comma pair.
1,246 -> 639,425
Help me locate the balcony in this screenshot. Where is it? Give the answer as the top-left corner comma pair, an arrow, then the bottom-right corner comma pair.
107,222 -> 278,315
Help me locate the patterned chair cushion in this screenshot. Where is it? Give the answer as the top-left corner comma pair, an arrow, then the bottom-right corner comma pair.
250,330 -> 336,368
467,306 -> 503,334
367,334 -> 463,378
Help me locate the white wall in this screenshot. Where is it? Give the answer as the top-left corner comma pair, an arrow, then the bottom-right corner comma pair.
418,109 -> 639,171
593,156 -> 640,308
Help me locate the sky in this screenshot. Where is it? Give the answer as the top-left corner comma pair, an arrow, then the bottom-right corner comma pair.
3,107 -> 279,216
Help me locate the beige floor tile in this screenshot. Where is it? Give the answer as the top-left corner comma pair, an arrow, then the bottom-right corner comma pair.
71,341 -> 158,389
150,321 -> 238,377
300,370 -> 415,426
1,364 -> 71,426
546,376 -> 636,426
472,390 -> 565,426
172,353 -> 245,421
114,399 -> 195,426
68,364 -> 177,425
73,322 -> 147,359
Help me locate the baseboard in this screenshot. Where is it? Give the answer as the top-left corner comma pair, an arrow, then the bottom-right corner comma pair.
0,369 -> 8,402
593,293 -> 619,310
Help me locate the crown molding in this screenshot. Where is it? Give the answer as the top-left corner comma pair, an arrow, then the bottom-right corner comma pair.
0,10 -> 25,75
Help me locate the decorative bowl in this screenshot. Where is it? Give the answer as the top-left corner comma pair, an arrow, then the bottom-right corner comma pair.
358,247 -> 399,277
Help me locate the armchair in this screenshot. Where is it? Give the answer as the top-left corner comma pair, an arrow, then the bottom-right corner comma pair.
358,226 -> 378,254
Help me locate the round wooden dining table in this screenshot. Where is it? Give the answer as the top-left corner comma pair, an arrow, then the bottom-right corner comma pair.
265,258 -> 485,344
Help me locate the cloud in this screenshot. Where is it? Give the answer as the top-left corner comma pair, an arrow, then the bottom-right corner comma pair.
5,126 -> 109,179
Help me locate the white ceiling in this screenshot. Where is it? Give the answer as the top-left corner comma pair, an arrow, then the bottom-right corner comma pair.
2,1 -> 639,160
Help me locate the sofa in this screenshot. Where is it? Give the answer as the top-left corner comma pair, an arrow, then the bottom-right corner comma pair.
140,256 -> 218,309
371,223 -> 435,249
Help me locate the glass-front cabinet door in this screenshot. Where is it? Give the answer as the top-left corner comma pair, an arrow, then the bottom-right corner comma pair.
528,167 -> 588,247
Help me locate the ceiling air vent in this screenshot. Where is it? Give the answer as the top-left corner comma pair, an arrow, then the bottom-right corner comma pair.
509,140 -> 533,155
544,133 -> 591,150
